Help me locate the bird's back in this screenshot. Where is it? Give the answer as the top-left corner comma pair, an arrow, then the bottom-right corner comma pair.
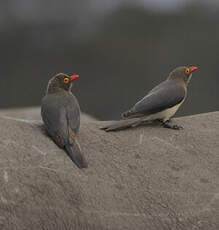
122,79 -> 186,119
41,92 -> 80,146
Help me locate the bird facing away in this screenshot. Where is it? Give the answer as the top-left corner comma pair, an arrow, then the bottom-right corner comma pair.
101,65 -> 198,132
41,73 -> 88,168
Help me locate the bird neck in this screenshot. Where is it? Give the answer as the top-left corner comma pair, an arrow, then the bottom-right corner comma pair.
168,77 -> 187,88
46,86 -> 71,95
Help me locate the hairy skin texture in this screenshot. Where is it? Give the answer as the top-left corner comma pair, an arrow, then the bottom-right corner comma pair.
0,109 -> 218,230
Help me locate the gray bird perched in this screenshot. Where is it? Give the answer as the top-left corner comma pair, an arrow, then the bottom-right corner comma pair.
101,65 -> 198,132
41,73 -> 88,168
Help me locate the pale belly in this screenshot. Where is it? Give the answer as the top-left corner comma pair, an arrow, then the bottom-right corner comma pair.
142,100 -> 184,122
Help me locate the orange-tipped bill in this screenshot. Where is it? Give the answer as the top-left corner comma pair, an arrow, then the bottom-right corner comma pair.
70,74 -> 79,82
190,66 -> 198,73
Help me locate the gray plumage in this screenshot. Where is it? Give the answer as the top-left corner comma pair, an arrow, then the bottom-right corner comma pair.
41,73 -> 88,168
102,66 -> 198,131
122,80 -> 186,119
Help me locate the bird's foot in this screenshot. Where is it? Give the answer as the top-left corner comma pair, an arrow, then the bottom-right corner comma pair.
160,120 -> 183,130
131,121 -> 142,128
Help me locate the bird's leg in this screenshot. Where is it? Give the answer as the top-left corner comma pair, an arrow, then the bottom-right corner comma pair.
131,121 -> 142,128
159,119 -> 183,130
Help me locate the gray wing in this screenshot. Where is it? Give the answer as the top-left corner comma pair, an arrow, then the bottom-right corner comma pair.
123,80 -> 186,118
65,94 -> 80,134
41,94 -> 69,148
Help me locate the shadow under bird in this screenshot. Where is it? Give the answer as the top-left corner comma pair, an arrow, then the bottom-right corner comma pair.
41,73 -> 88,168
101,65 -> 198,132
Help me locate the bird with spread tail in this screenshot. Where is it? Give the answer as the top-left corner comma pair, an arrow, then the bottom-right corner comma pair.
41,73 -> 88,169
101,65 -> 198,132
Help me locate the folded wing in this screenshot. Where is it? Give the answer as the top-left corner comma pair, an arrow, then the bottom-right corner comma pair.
122,80 -> 186,119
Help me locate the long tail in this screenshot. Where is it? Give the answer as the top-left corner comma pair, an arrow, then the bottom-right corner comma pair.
101,117 -> 142,132
65,139 -> 88,169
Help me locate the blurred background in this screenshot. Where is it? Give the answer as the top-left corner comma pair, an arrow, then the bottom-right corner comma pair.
0,0 -> 219,120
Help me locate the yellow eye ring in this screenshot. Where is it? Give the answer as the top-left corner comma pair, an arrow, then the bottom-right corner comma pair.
64,78 -> 69,84
185,68 -> 190,74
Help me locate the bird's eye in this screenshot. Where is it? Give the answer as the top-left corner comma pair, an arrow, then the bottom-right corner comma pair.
185,68 -> 190,74
64,78 -> 69,84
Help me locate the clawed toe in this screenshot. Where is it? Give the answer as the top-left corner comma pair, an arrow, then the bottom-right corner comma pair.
172,125 -> 183,130
161,121 -> 183,130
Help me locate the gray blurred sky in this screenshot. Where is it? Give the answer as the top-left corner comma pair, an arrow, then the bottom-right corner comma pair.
1,0 -> 218,26
0,0 -> 218,33
86,0 -> 217,11
3,0 -> 218,19
135,0 -> 216,10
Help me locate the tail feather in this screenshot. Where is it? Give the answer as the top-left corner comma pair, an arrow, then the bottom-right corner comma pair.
122,109 -> 142,119
65,139 -> 88,169
121,109 -> 133,118
101,118 -> 141,132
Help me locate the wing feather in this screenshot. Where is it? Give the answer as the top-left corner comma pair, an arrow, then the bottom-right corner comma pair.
41,94 -> 68,147
123,80 -> 186,118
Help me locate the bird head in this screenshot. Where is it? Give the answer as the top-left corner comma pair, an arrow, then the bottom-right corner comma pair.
168,66 -> 198,85
46,73 -> 79,94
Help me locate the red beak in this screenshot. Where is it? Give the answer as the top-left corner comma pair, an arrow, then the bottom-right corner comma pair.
190,66 -> 198,73
70,74 -> 79,82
